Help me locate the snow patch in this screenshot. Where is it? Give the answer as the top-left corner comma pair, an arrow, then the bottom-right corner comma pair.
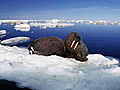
0,45 -> 120,90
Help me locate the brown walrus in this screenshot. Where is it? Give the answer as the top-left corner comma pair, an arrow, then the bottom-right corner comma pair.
28,32 -> 88,62
28,36 -> 66,56
64,32 -> 88,61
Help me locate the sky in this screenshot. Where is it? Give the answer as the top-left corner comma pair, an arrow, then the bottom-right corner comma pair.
0,0 -> 120,20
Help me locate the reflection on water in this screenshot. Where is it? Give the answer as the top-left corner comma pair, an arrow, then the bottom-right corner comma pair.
0,23 -> 120,58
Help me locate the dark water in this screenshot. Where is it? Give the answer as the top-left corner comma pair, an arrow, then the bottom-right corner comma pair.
0,23 -> 120,58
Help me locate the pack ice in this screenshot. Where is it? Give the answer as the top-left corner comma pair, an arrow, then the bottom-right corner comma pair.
0,44 -> 120,90
0,30 -> 7,37
14,24 -> 31,31
1,37 -> 30,45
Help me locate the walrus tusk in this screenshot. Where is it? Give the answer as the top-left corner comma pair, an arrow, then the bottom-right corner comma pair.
71,40 -> 75,48
74,42 -> 79,50
31,47 -> 34,51
29,50 -> 33,54
29,47 -> 34,55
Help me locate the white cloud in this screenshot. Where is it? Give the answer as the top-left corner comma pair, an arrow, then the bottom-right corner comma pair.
0,6 -> 120,20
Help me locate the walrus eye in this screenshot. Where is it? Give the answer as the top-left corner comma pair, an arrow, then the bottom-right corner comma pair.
75,36 -> 81,42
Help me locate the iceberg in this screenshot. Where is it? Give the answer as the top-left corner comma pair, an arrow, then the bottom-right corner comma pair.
0,30 -> 7,37
0,44 -> 120,90
14,24 -> 31,31
0,37 -> 30,45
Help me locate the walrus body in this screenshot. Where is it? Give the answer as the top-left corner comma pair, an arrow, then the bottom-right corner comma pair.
28,32 -> 88,62
28,36 -> 65,56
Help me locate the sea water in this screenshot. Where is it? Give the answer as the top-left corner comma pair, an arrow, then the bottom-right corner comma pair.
0,23 -> 120,58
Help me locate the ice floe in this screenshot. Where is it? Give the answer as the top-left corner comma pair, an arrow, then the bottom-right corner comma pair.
29,22 -> 74,29
0,30 -> 7,37
14,24 -> 31,31
0,37 -> 30,45
0,44 -> 120,90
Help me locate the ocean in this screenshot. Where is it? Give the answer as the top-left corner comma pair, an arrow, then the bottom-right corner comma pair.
0,23 -> 120,90
0,23 -> 120,59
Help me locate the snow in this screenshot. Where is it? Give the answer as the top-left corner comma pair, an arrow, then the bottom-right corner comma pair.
1,37 -> 30,45
14,24 -> 31,31
0,44 -> 120,90
0,30 -> 7,37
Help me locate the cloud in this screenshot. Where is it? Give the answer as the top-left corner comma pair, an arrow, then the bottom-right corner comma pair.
71,7 -> 108,11
0,6 -> 120,20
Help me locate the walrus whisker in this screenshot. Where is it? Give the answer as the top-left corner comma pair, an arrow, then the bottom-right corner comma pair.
74,42 -> 79,50
71,40 -> 75,48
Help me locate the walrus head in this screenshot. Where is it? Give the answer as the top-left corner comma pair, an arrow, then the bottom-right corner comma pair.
64,32 -> 88,61
64,32 -> 82,53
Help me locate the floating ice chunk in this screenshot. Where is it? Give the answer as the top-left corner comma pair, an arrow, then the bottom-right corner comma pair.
14,24 -> 30,31
1,37 -> 30,45
0,44 -> 120,90
0,30 -> 7,37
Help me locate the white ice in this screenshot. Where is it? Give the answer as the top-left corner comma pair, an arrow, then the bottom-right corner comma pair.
29,22 -> 74,29
14,24 -> 31,31
0,30 -> 7,37
0,44 -> 120,90
1,37 -> 30,45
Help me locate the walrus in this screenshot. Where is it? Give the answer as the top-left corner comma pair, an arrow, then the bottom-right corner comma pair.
64,32 -> 88,61
28,32 -> 88,62
28,36 -> 66,56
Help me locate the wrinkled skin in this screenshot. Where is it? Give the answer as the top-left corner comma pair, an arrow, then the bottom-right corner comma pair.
28,32 -> 88,62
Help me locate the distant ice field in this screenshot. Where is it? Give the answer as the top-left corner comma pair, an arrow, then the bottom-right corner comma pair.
0,44 -> 120,90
